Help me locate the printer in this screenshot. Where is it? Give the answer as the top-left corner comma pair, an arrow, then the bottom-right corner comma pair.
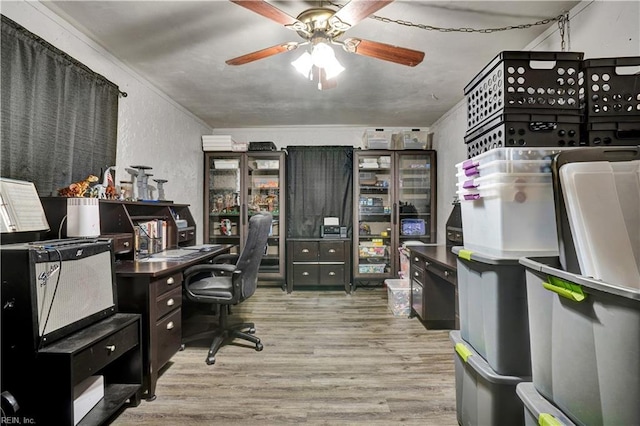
321,217 -> 347,238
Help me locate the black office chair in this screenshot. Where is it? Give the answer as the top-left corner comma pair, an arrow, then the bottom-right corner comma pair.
182,212 -> 272,365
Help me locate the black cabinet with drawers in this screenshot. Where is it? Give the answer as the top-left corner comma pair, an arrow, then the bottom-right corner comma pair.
286,238 -> 351,293
409,245 -> 458,329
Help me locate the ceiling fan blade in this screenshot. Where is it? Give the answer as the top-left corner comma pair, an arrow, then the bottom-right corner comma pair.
230,0 -> 302,27
343,38 -> 424,67
226,43 -> 299,65
331,0 -> 393,28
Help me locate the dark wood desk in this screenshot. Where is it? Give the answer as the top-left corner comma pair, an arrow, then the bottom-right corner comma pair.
114,245 -> 233,400
408,245 -> 458,329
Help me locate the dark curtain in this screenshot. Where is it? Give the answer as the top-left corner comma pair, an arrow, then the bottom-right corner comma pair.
286,146 -> 353,238
1,15 -> 119,196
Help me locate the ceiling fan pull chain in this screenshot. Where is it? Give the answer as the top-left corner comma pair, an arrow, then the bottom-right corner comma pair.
557,11 -> 571,52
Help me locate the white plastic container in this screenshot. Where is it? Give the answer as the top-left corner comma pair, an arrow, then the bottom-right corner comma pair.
458,181 -> 559,258
457,172 -> 551,193
363,129 -> 391,150
385,279 -> 411,317
516,382 -> 576,426
457,159 -> 552,178
560,160 -> 640,290
451,331 -> 529,426
461,147 -> 570,168
520,256 -> 640,426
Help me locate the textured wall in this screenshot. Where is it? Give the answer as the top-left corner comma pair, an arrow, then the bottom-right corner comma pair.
3,1 -> 212,243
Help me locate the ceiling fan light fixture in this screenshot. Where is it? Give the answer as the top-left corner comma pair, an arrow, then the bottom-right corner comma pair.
291,51 -> 313,78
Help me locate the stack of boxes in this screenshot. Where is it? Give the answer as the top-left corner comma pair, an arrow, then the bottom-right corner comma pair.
452,51 -> 640,426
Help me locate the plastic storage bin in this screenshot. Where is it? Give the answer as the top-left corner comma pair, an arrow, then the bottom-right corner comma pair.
579,56 -> 640,120
457,179 -> 559,258
558,160 -> 640,289
464,113 -> 582,158
454,247 -> 531,376
516,382 -> 576,426
392,130 -> 430,150
362,129 -> 391,150
464,51 -> 584,133
451,331 -> 529,426
457,159 -> 552,178
385,279 -> 411,317
520,256 -> 640,426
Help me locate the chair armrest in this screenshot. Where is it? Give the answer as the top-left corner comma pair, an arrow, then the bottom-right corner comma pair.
210,253 -> 239,264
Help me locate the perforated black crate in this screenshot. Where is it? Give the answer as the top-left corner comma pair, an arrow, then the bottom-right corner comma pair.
465,51 -> 584,133
464,113 -> 583,158
579,56 -> 640,120
583,119 -> 640,146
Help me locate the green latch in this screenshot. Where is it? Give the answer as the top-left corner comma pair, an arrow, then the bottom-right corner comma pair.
539,413 -> 564,426
457,249 -> 472,261
542,275 -> 586,302
455,342 -> 473,363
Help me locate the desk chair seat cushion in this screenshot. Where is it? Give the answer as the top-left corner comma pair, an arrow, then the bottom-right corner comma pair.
188,276 -> 233,301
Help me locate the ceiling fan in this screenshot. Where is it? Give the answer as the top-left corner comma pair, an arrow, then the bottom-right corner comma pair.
226,0 -> 425,89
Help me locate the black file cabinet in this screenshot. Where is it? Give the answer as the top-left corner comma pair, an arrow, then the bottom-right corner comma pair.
286,238 -> 351,293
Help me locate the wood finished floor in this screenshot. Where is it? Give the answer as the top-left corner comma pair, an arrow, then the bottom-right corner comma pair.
112,286 -> 457,425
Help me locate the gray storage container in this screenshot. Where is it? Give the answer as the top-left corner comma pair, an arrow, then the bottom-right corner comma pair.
517,382 -> 576,426
520,256 -> 640,426
451,331 -> 529,426
453,247 -> 531,376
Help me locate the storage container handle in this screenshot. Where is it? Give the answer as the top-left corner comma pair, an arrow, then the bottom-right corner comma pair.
457,249 -> 472,261
455,342 -> 473,363
463,180 -> 478,189
463,193 -> 481,201
464,165 -> 479,177
461,159 -> 477,170
538,413 -> 564,426
542,276 -> 585,302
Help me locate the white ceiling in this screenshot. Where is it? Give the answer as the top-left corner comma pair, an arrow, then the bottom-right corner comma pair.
44,0 -> 580,128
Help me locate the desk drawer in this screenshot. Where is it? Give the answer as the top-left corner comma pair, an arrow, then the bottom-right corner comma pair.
319,241 -> 344,262
178,226 -> 196,243
153,272 -> 182,297
292,264 -> 319,285
320,264 -> 345,286
411,264 -> 425,286
156,287 -> 182,320
156,308 -> 182,368
292,242 -> 319,262
425,261 -> 456,284
412,279 -> 424,320
103,233 -> 133,254
74,321 -> 139,379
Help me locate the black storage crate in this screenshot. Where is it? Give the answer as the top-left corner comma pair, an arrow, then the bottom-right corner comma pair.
464,113 -> 583,158
465,51 -> 584,133
579,56 -> 640,121
582,119 -> 640,146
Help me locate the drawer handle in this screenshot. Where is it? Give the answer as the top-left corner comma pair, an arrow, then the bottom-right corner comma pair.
302,272 -> 309,276
105,345 -> 116,353
123,241 -> 130,247
414,271 -> 419,277
188,231 -> 195,236
167,298 -> 175,306
166,277 -> 175,285
424,261 -> 430,267
444,271 -> 450,277
328,249 -> 336,253
329,272 -> 336,276
302,248 -> 309,253
414,257 -> 419,262
166,321 -> 175,330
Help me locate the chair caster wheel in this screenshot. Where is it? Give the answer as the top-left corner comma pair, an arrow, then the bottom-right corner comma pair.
206,356 -> 216,365
255,342 -> 263,352
248,327 -> 256,334
179,344 -> 185,351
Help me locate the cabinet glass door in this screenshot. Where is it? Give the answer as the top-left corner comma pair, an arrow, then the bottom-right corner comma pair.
396,153 -> 433,244
246,153 -> 282,275
207,154 -> 242,250
355,152 -> 393,279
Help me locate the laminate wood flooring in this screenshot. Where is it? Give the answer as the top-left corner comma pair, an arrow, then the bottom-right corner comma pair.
112,286 -> 457,425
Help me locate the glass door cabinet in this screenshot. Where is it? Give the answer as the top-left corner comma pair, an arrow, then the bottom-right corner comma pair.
353,150 -> 436,285
204,151 -> 286,283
